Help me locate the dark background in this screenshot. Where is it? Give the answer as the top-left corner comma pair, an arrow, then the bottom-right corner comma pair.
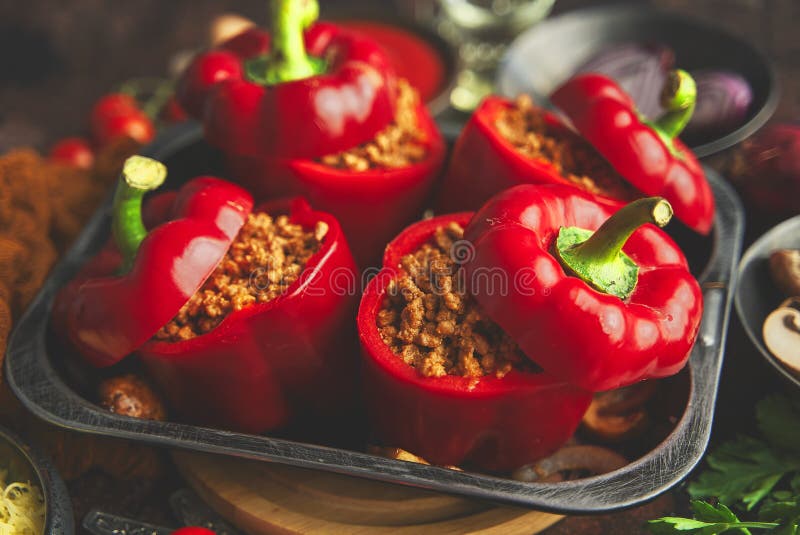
0,0 -> 797,154
1,0 -> 798,533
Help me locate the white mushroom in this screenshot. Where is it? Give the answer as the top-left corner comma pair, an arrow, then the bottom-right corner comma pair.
770,249 -> 800,297
763,297 -> 800,374
209,13 -> 256,47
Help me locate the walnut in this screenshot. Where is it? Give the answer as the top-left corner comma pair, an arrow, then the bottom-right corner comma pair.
98,375 -> 167,421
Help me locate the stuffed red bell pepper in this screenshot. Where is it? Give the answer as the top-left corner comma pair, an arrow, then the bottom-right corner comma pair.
437,70 -> 714,235
358,213 -> 592,471
56,156 -> 359,433
178,0 -> 446,267
464,184 -> 703,392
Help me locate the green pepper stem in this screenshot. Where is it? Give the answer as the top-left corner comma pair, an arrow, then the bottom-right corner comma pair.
117,77 -> 174,120
570,197 -> 672,264
653,69 -> 697,140
555,197 -> 673,299
263,0 -> 320,84
112,156 -> 167,272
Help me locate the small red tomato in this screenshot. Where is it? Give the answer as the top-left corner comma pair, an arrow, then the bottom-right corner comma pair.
90,93 -> 155,147
92,109 -> 155,147
48,137 -> 95,169
90,93 -> 139,125
171,528 -> 217,535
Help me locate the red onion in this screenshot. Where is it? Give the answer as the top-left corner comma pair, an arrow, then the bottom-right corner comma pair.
686,70 -> 753,136
577,45 -> 753,136
576,43 -> 675,119
732,123 -> 800,218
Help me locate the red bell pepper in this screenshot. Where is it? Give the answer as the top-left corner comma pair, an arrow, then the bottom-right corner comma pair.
438,70 -> 715,235
56,156 -> 360,433
139,196 -> 359,432
551,70 -> 714,235
436,96 -> 610,214
61,156 -> 253,367
358,213 -> 592,471
464,184 -> 703,392
226,102 -> 445,268
178,0 -> 445,267
177,2 -> 396,160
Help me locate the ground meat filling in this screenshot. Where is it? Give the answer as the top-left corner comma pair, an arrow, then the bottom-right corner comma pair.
377,223 -> 529,379
155,213 -> 328,342
319,79 -> 428,171
495,95 -> 637,200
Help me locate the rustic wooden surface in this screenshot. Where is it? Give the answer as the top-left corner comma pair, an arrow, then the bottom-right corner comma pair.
0,1 -> 796,534
173,451 -> 564,534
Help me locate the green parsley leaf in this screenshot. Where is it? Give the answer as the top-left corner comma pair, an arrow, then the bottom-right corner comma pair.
648,516 -> 723,534
688,437 -> 800,510
791,476 -> 800,496
692,501 -> 743,523
648,501 -> 778,534
759,499 -> 800,535
651,395 -> 800,534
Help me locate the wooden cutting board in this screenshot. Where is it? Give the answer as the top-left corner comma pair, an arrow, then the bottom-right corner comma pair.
173,451 -> 563,534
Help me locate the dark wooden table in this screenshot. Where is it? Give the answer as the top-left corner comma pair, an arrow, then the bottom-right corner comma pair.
1,1 -> 797,533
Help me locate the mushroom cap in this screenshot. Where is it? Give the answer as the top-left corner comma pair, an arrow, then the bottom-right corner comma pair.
209,13 -> 256,46
770,249 -> 800,297
763,298 -> 800,375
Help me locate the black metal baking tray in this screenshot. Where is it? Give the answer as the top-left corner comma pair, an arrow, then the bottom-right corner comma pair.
6,123 -> 744,514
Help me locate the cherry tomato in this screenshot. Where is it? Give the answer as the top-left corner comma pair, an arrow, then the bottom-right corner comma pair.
90,93 -> 139,125
90,93 -> 155,147
48,137 -> 95,169
171,528 -> 217,535
92,108 -> 155,147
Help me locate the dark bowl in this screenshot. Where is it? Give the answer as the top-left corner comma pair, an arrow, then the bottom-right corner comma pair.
327,12 -> 460,117
735,216 -> 800,388
0,426 -> 73,535
496,4 -> 779,158
6,123 -> 744,514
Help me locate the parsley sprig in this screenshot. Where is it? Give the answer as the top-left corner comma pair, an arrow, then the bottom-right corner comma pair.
648,395 -> 800,534
649,501 -> 776,534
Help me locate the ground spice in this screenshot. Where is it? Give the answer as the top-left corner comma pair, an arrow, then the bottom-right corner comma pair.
377,223 -> 527,379
155,212 -> 328,342
0,139 -> 136,323
0,150 -> 51,230
495,95 -> 636,200
0,152 -> 73,317
319,79 -> 428,171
